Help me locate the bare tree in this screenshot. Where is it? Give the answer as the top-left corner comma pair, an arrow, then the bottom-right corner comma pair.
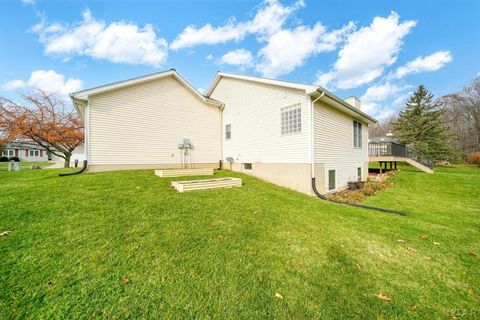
441,77 -> 480,158
368,115 -> 397,138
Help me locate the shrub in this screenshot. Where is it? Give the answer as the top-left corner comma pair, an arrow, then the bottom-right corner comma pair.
326,173 -> 394,204
8,156 -> 20,162
0,156 -> 8,162
467,152 -> 480,165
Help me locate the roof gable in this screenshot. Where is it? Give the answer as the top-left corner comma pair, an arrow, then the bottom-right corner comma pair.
71,69 -> 222,107
206,72 -> 317,96
207,72 -> 376,124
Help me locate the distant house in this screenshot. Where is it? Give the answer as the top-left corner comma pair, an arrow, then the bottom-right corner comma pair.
1,139 -> 85,165
71,70 -> 377,195
369,132 -> 400,144
2,139 -> 49,162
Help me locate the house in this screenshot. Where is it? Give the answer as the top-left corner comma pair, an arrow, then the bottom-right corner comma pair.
70,70 -> 377,195
369,132 -> 400,144
1,139 -> 49,162
208,72 -> 376,195
70,70 -> 223,173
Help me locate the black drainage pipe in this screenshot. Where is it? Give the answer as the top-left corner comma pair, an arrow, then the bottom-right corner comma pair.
59,160 -> 88,177
311,177 -> 405,216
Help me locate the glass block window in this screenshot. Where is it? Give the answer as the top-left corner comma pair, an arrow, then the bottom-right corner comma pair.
281,104 -> 301,135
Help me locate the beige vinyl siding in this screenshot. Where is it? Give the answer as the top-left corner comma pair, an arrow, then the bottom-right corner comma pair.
88,76 -> 221,165
210,77 -> 311,163
314,101 -> 369,191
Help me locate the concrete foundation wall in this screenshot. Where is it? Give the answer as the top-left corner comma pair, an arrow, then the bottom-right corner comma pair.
87,163 -> 219,173
226,162 -> 327,196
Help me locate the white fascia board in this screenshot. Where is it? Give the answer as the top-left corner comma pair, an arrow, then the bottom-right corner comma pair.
206,72 -> 317,96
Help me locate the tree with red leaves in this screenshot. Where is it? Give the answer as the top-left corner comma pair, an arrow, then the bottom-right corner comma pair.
0,90 -> 84,168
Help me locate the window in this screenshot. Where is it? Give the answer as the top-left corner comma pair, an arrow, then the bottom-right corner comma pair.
281,104 -> 301,135
29,150 -> 39,157
225,124 -> 231,140
243,163 -> 252,170
328,170 -> 336,191
353,121 -> 363,148
4,150 -> 14,157
357,167 -> 362,180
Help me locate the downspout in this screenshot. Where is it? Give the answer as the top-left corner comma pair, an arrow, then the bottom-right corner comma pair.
310,92 -> 324,178
219,104 -> 225,169
310,90 -> 405,216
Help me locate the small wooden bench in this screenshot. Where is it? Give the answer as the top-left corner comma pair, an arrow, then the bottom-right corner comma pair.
171,178 -> 242,192
155,168 -> 214,177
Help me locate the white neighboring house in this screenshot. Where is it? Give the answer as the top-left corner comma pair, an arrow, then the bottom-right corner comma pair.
2,139 -> 49,162
1,139 -> 85,165
207,73 -> 375,195
51,144 -> 86,166
70,70 -> 376,195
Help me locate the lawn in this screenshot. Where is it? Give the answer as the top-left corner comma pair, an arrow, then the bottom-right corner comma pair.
0,165 -> 479,319
0,161 -> 53,171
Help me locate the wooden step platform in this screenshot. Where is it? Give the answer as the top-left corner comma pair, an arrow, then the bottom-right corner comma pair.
155,168 -> 214,177
171,177 -> 242,193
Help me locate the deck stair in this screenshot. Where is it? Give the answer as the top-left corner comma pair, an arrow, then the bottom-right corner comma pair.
369,142 -> 434,173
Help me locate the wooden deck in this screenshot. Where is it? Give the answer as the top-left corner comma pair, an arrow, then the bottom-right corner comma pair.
171,177 -> 242,192
155,168 -> 214,177
369,142 -> 434,173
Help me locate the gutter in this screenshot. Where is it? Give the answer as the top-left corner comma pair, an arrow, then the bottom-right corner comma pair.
309,90 -> 404,216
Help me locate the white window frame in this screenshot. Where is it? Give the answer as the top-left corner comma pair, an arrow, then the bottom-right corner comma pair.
353,120 -> 363,148
225,124 -> 231,140
281,104 -> 302,136
328,169 -> 336,191
29,150 -> 40,157
6,150 -> 14,157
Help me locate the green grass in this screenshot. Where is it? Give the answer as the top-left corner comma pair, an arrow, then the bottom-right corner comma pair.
0,161 -> 53,171
0,165 -> 479,319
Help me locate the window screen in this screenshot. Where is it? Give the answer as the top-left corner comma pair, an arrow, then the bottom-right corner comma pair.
281,104 -> 301,135
353,121 -> 363,148
357,167 -> 362,180
225,124 -> 231,140
328,170 -> 336,191
243,163 -> 252,170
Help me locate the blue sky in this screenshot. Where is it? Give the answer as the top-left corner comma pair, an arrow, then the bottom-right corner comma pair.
1,0 -> 479,120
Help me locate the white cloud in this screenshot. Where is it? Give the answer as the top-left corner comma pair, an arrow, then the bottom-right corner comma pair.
317,12 -> 416,89
2,79 -> 26,91
170,0 -> 304,50
360,82 -> 411,114
361,82 -> 407,103
391,50 -> 452,79
257,22 -> 353,77
20,0 -> 35,4
2,70 -> 83,98
205,54 -> 214,60
33,9 -> 168,67
220,49 -> 253,67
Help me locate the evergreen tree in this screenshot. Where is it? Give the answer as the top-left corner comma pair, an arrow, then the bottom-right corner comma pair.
394,85 -> 452,160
